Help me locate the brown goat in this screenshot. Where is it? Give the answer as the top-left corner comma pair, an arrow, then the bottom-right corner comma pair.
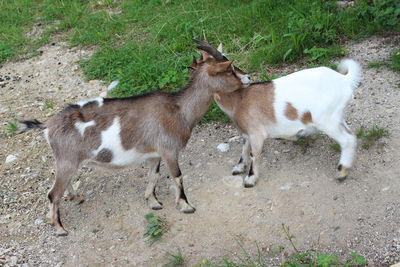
18,40 -> 250,236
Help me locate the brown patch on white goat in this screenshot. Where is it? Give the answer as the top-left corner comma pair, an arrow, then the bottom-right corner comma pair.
301,111 -> 313,124
19,39 -> 250,236
284,102 -> 298,120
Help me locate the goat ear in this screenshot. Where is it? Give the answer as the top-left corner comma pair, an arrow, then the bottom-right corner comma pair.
217,43 -> 223,53
201,50 -> 213,61
208,61 -> 232,75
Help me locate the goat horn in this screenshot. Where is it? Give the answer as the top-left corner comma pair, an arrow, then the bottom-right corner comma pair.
192,38 -> 225,61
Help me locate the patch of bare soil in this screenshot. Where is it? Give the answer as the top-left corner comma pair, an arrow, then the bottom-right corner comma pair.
1,36 -> 400,266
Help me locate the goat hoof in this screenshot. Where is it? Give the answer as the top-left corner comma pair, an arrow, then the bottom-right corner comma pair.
179,202 -> 195,214
232,170 -> 243,175
147,198 -> 163,210
337,165 -> 349,181
243,175 -> 257,188
150,203 -> 163,210
232,164 -> 246,175
182,207 -> 196,214
75,196 -> 85,205
67,193 -> 85,204
336,175 -> 347,182
55,228 -> 68,236
244,182 -> 255,188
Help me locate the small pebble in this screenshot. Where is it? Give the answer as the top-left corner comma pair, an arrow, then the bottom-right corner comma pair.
279,183 -> 292,191
5,154 -> 18,163
34,218 -> 43,225
217,143 -> 230,152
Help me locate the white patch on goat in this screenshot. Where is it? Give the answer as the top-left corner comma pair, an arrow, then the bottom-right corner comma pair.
43,128 -> 50,144
76,97 -> 104,107
237,73 -> 250,87
92,117 -> 159,166
75,120 -> 95,136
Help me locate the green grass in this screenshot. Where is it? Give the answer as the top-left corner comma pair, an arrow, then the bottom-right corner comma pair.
1,0 -> 399,121
192,225 -> 367,266
148,214 -> 369,266
366,61 -> 386,68
4,121 -> 18,138
293,135 -> 324,154
91,228 -> 100,234
356,125 -> 390,149
330,142 -> 341,153
293,139 -> 312,153
144,213 -> 167,245
390,48 -> 400,72
281,250 -> 366,267
366,47 -> 400,71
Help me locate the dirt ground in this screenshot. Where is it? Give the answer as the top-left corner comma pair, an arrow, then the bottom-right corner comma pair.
1,35 -> 400,266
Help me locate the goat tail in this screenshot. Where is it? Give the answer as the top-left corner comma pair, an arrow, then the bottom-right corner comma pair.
17,119 -> 46,133
337,59 -> 362,89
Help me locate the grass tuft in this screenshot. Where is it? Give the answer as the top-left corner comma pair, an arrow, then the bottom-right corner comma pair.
330,142 -> 341,153
4,121 -> 19,138
293,138 -> 313,154
163,249 -> 186,267
366,61 -> 386,69
193,227 -> 367,267
280,223 -> 367,267
356,125 -> 390,149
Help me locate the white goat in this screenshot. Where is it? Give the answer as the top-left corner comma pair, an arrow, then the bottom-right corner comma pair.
191,42 -> 362,187
18,40 -> 250,236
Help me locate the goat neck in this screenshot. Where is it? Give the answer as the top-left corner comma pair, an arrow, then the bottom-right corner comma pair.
177,70 -> 214,128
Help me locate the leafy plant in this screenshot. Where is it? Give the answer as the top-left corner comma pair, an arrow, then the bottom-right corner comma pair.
356,0 -> 400,29
339,0 -> 400,38
356,125 -> 389,149
144,213 -> 167,245
346,252 -> 367,266
44,100 -> 54,109
304,46 -> 347,62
